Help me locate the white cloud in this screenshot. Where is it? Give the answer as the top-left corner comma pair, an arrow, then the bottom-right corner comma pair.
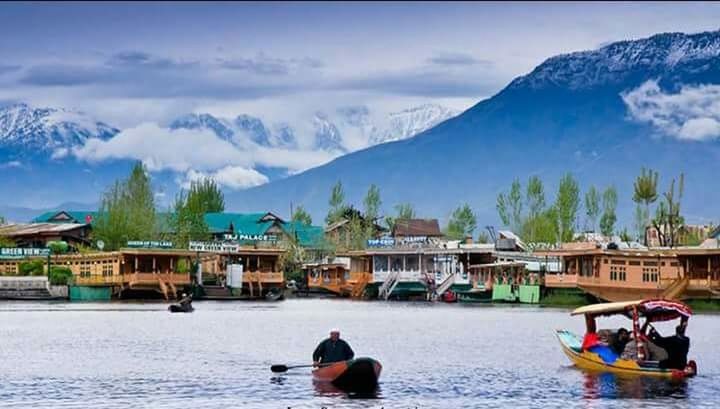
622,80 -> 720,141
51,147 -> 69,159
0,160 -> 22,169
70,122 -> 337,189
182,166 -> 269,190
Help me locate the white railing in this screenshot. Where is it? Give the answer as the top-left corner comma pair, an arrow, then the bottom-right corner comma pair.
436,274 -> 456,296
378,270 -> 401,300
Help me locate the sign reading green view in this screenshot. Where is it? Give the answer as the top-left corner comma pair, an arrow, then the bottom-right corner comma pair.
0,247 -> 51,259
126,240 -> 174,249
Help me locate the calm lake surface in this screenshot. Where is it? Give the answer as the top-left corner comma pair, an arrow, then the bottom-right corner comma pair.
1,299 -> 719,408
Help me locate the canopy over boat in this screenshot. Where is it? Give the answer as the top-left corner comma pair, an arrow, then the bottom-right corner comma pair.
571,299 -> 692,322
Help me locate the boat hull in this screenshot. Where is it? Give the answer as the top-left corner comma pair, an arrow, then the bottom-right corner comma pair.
556,330 -> 695,379
168,304 -> 194,313
312,357 -> 382,392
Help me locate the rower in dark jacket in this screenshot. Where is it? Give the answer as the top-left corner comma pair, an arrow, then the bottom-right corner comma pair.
313,328 -> 355,365
649,321 -> 690,370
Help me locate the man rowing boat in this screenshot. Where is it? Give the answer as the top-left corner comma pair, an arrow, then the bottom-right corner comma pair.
313,328 -> 355,365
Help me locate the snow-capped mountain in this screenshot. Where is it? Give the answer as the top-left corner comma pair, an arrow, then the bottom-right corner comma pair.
169,104 -> 457,153
0,103 -> 119,152
511,31 -> 720,90
372,104 -> 458,144
227,30 -> 720,225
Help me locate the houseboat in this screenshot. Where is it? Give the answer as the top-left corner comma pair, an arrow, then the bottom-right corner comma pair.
304,255 -> 371,298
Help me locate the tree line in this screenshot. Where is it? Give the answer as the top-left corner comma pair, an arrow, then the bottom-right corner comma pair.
495,168 -> 696,247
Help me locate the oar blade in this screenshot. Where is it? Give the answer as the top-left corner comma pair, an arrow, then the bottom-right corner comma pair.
270,364 -> 289,373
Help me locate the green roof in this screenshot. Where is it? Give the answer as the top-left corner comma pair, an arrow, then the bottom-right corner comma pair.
283,221 -> 326,248
32,210 -> 99,225
204,212 -> 275,235
34,210 -> 326,248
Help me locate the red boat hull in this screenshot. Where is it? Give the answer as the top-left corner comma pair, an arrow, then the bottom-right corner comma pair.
312,357 -> 382,392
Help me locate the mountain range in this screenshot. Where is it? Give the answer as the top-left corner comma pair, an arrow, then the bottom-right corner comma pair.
225,30 -> 720,226
0,102 -> 456,221
2,30 -> 720,229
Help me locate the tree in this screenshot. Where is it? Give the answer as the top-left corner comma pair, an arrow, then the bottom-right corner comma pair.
584,186 -> 600,232
187,177 -> 225,213
632,168 -> 659,245
497,178 -> 523,233
477,231 -> 490,244
633,204 -> 645,243
385,203 -> 416,231
652,173 -> 685,248
555,173 -> 580,243
526,176 -> 545,241
171,177 -> 225,249
599,186 -> 618,237
0,214 -> 5,225
291,205 -> 312,226
446,204 -> 477,240
325,181 -> 346,225
363,184 -> 382,222
94,162 -> 158,251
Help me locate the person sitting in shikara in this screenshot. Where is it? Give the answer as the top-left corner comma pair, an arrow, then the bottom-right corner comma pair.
649,322 -> 690,370
313,328 -> 355,365
608,328 -> 631,356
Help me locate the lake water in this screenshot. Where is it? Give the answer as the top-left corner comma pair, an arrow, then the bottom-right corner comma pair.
1,299 -> 719,408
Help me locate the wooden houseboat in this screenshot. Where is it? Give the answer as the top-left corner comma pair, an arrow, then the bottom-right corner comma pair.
304,256 -> 372,298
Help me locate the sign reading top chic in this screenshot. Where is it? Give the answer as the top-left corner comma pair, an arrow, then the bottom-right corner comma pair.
367,236 -> 430,247
0,247 -> 51,259
223,233 -> 278,242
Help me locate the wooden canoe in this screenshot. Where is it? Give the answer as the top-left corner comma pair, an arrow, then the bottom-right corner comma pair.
312,357 -> 382,392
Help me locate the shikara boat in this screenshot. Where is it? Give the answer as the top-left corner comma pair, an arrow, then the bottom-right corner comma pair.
312,357 -> 382,392
168,303 -> 194,313
556,299 -> 697,379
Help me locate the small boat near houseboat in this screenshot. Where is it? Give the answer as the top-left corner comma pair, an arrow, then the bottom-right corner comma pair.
556,299 -> 697,379
312,357 -> 382,393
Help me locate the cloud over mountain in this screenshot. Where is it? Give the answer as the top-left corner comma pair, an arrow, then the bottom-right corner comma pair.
623,80 -> 720,141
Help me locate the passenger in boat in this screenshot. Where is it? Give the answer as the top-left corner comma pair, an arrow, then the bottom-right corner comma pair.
649,322 -> 690,370
178,293 -> 192,308
608,328 -> 631,356
313,328 -> 355,365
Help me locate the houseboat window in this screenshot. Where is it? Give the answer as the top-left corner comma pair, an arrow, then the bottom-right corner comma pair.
260,257 -> 274,272
628,260 -> 641,266
603,258 -> 608,264
643,261 -> 658,266
670,262 -> 680,267
661,261 -> 666,266
611,259 -> 626,265
390,256 -> 403,272
373,256 -> 388,272
405,255 -> 419,271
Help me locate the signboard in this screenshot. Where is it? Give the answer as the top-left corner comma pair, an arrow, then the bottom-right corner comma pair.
0,247 -> 50,259
126,240 -> 174,249
227,264 -> 243,288
367,237 -> 395,247
367,236 -> 430,248
223,233 -> 278,242
189,241 -> 240,253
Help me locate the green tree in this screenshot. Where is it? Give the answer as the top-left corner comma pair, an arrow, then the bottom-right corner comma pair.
584,186 -> 600,232
477,231 -> 490,244
632,167 -> 659,245
171,177 -> 224,249
633,204 -> 645,242
599,186 -> 618,237
363,184 -> 382,222
555,173 -> 580,243
497,178 -> 523,233
325,181 -> 346,225
385,203 -> 416,231
526,176 -> 545,241
291,205 -> 313,226
94,162 -> 158,250
446,203 -> 477,240
652,173 -> 685,247
0,214 -> 5,225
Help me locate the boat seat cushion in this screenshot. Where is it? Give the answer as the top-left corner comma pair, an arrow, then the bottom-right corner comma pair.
588,345 -> 619,364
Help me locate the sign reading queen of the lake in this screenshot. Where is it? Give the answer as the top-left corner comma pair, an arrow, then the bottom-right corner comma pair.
0,247 -> 51,259
126,240 -> 174,249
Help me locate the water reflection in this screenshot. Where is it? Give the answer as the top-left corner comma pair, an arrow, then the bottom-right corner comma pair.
582,372 -> 688,400
313,381 -> 382,400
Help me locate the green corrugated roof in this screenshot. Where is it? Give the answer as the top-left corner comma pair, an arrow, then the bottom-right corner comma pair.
32,210 -> 99,225
283,221 -> 326,248
203,212 -> 273,234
